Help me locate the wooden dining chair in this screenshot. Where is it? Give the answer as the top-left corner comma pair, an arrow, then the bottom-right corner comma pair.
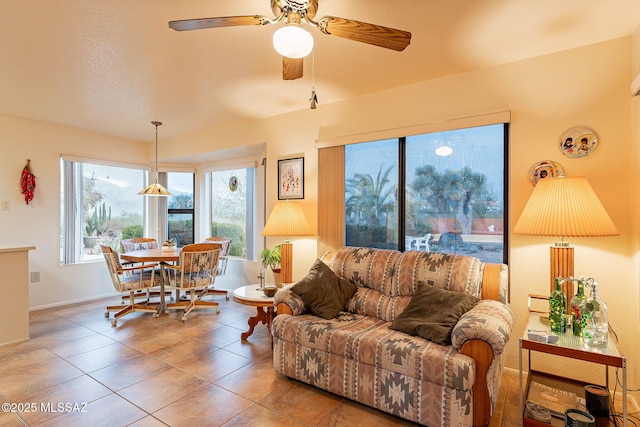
120,237 -> 159,252
203,237 -> 232,300
100,245 -> 161,326
164,243 -> 221,321
119,237 -> 171,304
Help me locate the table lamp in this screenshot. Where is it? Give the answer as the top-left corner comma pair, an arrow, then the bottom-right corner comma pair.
262,200 -> 312,284
514,176 -> 619,306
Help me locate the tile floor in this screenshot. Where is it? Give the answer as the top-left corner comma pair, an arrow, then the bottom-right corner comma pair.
0,294 -> 521,426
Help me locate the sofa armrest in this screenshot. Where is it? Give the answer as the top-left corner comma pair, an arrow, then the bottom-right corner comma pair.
273,284 -> 307,316
451,300 -> 514,355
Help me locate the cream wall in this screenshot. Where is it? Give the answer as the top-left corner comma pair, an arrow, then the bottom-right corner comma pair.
0,35 -> 637,397
168,36 -> 639,392
0,115 -> 150,308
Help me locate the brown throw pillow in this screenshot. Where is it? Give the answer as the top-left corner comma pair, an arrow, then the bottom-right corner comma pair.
291,259 -> 357,319
390,283 -> 480,345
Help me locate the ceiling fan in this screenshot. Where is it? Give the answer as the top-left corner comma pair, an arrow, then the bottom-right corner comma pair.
168,0 -> 412,80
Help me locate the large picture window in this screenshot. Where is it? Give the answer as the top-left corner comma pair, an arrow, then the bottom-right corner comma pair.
60,157 -> 146,264
345,124 -> 508,264
208,167 -> 256,259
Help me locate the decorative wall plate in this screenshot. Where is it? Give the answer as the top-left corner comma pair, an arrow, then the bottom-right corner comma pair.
559,126 -> 598,158
528,160 -> 564,186
228,176 -> 238,192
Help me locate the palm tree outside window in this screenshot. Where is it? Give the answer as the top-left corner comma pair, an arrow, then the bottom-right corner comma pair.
345,124 -> 507,264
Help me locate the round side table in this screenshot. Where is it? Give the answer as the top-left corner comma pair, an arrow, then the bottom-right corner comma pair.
232,284 -> 276,341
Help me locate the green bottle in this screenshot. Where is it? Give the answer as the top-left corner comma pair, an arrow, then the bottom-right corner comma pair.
549,277 -> 567,333
570,279 -> 587,336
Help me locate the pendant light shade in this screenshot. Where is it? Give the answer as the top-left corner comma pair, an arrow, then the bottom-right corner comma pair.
139,121 -> 171,196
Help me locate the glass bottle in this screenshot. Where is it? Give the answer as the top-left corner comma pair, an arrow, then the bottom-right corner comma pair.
570,278 -> 587,337
582,279 -> 608,347
549,277 -> 567,333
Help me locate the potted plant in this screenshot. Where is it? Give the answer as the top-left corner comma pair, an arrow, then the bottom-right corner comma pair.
83,215 -> 99,248
260,244 -> 282,287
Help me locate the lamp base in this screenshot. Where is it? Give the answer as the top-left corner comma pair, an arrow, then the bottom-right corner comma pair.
281,241 -> 293,284
550,244 -> 574,311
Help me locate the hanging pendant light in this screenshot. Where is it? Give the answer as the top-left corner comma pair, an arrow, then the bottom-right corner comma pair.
138,121 -> 171,196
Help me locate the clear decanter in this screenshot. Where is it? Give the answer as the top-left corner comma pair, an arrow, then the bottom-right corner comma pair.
582,278 -> 608,347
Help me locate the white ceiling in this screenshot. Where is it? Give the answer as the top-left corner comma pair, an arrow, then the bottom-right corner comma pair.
0,0 -> 639,143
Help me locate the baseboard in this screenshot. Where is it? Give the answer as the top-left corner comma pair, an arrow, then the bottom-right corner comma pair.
29,292 -> 120,311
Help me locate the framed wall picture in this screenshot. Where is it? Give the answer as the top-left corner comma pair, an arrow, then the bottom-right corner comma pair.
278,157 -> 304,200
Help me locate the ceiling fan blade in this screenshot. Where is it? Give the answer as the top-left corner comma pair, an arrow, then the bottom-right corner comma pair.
283,57 -> 303,80
318,16 -> 411,51
169,15 -> 269,31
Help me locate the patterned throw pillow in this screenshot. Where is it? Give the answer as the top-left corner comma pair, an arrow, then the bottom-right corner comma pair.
390,283 -> 479,345
291,259 -> 357,319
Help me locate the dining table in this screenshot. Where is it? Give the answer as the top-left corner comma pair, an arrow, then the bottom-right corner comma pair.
120,247 -> 182,314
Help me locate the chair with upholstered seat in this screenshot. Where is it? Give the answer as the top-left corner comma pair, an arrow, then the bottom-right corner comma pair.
164,243 -> 221,321
203,237 -> 232,300
120,237 -> 159,252
101,245 -> 161,326
119,237 -> 171,303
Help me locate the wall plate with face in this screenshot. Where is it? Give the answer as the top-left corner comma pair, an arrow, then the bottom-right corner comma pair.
559,126 -> 598,158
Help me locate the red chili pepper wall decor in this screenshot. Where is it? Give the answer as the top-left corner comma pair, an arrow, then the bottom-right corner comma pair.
21,159 -> 36,205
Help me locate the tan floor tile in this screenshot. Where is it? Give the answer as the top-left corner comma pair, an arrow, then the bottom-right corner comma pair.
176,348 -> 252,383
0,343 -> 58,369
0,356 -> 84,402
0,406 -> 26,426
17,375 -> 111,425
28,314 -> 79,339
39,393 -> 147,427
118,367 -> 209,413
148,337 -> 217,366
166,315 -> 225,338
127,415 -> 169,427
215,357 -> 289,402
65,342 -> 144,373
190,325 -> 243,348
224,403 -> 307,427
34,332 -> 117,359
152,383 -> 252,427
117,328 -> 185,354
30,323 -> 95,344
317,398 -> 418,426
89,353 -> 170,391
259,379 -> 342,425
221,332 -> 273,360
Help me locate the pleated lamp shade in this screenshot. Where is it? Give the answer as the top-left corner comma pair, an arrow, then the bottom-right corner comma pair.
514,176 -> 618,299
514,176 -> 619,238
262,201 -> 312,237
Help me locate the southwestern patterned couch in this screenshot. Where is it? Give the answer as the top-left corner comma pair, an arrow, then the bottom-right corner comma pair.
272,246 -> 514,427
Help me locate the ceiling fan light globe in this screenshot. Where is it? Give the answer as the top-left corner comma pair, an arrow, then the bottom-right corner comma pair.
435,145 -> 453,156
273,25 -> 313,58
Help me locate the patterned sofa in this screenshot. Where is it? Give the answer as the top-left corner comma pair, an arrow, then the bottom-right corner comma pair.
272,246 -> 514,427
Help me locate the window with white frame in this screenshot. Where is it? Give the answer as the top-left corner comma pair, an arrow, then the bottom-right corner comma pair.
60,156 -> 147,264
208,167 -> 256,259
